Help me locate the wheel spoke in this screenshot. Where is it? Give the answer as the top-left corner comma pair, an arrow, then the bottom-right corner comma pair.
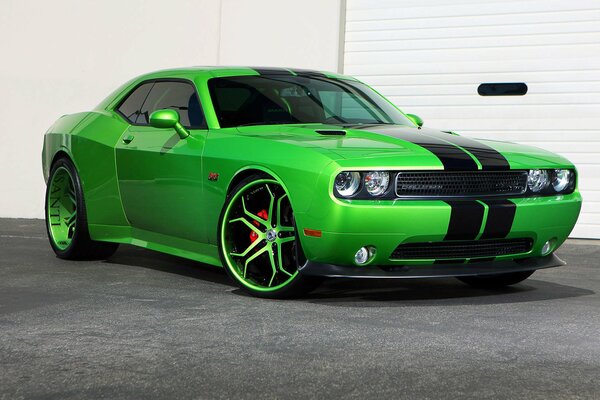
267,249 -> 278,286
241,196 -> 268,227
279,226 -> 295,232
278,236 -> 295,244
64,210 -> 77,228
229,217 -> 263,236
66,188 -> 76,206
230,236 -> 263,257
243,245 -> 269,279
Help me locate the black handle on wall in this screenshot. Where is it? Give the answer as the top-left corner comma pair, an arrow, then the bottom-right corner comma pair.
478,83 -> 528,96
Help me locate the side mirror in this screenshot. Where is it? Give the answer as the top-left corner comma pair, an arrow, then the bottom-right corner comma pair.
406,113 -> 423,128
149,109 -> 189,139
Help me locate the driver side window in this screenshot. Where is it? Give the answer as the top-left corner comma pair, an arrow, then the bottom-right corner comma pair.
117,80 -> 206,129
138,81 -> 206,129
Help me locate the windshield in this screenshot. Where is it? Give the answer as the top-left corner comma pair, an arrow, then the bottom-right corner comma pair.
207,75 -> 413,128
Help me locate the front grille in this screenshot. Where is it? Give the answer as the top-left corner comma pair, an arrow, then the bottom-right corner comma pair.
390,238 -> 533,260
395,171 -> 528,198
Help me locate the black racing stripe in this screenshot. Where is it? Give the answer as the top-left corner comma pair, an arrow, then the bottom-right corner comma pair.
348,125 -> 478,171
443,201 -> 485,241
441,135 -> 510,170
290,68 -> 328,77
480,199 -> 516,239
347,125 -> 506,170
415,142 -> 479,171
252,67 -> 294,76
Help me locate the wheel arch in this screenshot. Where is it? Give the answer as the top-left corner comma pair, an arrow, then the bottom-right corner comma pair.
51,149 -> 73,165
226,165 -> 303,220
44,147 -> 77,183
227,166 -> 291,197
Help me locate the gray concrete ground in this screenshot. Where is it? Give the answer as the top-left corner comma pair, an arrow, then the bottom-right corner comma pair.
1,218 -> 599,400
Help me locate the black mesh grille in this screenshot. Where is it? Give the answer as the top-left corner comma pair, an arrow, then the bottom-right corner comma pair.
395,171 -> 528,198
390,238 -> 533,260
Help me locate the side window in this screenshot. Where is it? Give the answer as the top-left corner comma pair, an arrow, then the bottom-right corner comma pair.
117,82 -> 153,123
137,81 -> 206,128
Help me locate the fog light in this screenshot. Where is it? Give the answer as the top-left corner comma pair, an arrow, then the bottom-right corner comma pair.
355,246 -> 376,265
541,239 -> 555,255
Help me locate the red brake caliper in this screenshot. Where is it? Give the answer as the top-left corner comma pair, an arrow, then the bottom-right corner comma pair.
249,209 -> 269,243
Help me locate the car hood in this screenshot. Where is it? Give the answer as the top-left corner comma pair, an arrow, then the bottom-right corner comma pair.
236,124 -> 573,170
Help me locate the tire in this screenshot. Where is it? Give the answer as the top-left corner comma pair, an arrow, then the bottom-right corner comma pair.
218,174 -> 321,298
457,270 -> 535,288
45,156 -> 119,260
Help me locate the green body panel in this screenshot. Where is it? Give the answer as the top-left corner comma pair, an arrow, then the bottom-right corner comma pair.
297,193 -> 581,266
42,67 -> 582,272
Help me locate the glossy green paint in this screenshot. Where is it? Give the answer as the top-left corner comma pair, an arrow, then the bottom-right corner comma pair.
406,113 -> 423,127
149,109 -> 190,139
42,67 -> 582,272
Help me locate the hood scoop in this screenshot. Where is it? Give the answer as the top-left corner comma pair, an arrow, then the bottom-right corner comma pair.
315,129 -> 346,136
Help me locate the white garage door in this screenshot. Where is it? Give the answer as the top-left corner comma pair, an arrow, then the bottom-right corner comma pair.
343,0 -> 600,239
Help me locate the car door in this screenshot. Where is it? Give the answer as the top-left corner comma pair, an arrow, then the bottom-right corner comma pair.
115,79 -> 208,243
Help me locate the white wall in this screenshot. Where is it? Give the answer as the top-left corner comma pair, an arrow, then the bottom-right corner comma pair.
0,0 -> 343,219
218,0 -> 344,70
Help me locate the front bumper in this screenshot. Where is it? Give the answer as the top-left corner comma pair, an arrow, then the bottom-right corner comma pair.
299,253 -> 565,278
296,192 -> 582,268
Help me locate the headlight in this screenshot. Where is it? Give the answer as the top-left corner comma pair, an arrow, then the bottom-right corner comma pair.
364,171 -> 390,196
527,169 -> 550,192
334,171 -> 361,197
552,169 -> 573,192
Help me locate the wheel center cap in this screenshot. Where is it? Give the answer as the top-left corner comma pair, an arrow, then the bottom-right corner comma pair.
266,229 -> 277,242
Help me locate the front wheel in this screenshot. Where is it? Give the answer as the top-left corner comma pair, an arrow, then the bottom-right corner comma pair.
219,175 -> 320,298
457,270 -> 535,288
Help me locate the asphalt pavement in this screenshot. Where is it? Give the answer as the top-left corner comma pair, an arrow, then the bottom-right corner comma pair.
1,218 -> 599,399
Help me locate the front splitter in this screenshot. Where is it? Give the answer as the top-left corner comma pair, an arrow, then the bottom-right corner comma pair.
298,253 -> 565,279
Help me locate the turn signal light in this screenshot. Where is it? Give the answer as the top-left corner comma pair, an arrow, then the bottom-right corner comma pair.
303,229 -> 322,238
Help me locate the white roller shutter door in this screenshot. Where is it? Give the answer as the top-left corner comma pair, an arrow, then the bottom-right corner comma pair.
344,0 -> 600,238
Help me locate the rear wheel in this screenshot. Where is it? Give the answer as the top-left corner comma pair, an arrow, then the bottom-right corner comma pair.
219,175 -> 320,298
45,157 -> 119,260
457,270 -> 535,288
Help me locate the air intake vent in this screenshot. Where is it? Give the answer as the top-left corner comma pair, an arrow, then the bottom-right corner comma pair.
315,129 -> 346,136
391,238 -> 533,260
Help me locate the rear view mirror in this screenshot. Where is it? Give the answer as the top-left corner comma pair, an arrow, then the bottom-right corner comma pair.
406,113 -> 423,128
149,109 -> 189,139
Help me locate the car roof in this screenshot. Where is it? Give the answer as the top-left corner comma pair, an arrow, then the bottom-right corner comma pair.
135,66 -> 356,81
96,67 -> 359,111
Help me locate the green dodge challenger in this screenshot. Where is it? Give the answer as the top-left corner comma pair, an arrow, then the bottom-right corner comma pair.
42,67 -> 582,298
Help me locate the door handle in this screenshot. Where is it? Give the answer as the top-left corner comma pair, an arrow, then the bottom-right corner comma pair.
122,134 -> 135,144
